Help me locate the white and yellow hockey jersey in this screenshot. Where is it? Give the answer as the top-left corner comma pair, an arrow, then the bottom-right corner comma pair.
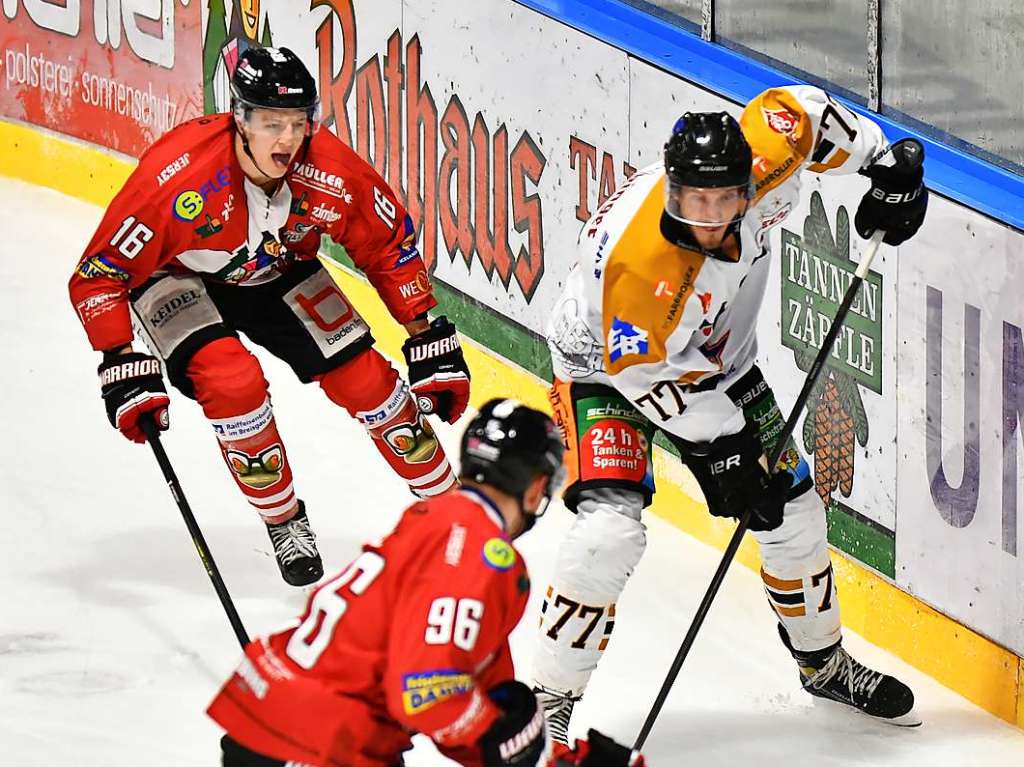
547,85 -> 888,442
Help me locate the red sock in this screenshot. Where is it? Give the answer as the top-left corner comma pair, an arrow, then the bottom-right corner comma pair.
318,348 -> 456,498
187,338 -> 297,518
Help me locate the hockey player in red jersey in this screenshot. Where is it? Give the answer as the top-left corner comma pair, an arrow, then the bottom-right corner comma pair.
68,47 -> 471,586
207,399 -> 643,767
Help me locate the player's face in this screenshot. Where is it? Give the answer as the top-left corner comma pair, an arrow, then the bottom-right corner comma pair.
675,185 -> 747,250
243,108 -> 310,177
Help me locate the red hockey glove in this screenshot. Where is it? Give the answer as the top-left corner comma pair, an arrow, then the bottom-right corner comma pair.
479,681 -> 547,767
549,730 -> 645,767
402,316 -> 471,424
98,352 -> 170,444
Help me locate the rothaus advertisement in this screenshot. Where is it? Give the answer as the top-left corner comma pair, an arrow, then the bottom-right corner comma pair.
199,0 -> 632,374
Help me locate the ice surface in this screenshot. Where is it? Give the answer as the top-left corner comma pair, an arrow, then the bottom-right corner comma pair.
2,178 -> 1022,765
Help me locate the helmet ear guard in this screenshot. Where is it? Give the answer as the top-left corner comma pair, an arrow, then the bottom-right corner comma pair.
459,399 -> 566,524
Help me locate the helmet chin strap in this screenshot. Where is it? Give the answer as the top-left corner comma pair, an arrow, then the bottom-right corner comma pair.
237,125 -> 275,181
518,483 -> 554,534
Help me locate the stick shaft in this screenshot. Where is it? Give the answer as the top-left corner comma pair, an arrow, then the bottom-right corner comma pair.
141,418 -> 251,648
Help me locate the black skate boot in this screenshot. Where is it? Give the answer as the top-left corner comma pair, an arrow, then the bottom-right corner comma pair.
779,624 -> 920,726
265,501 -> 323,587
534,684 -> 580,745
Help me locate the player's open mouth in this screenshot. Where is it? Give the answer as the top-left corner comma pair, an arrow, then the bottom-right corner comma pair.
271,153 -> 291,169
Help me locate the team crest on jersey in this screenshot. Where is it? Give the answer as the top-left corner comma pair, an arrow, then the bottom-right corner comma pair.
607,317 -> 649,363
482,538 -> 516,572
762,106 -> 801,138
700,330 -> 731,369
226,444 -> 284,489
214,232 -> 289,283
401,671 -> 474,715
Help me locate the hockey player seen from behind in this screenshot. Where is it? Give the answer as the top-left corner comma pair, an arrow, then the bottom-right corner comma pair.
68,47 -> 471,587
207,399 -> 643,767
536,86 -> 929,740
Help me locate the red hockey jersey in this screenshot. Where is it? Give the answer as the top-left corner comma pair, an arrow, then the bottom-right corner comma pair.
69,114 -> 436,352
207,488 -> 531,767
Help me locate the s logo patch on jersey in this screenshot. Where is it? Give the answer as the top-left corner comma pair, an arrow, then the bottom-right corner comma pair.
483,538 -> 517,571
173,190 -> 204,221
607,317 -> 649,363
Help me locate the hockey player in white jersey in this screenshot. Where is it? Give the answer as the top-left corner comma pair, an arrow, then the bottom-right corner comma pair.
533,86 -> 928,741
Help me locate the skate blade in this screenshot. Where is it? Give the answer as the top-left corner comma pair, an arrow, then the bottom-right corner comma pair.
877,708 -> 923,728
814,695 -> 923,728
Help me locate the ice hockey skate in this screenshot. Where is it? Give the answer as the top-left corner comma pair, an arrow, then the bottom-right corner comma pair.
265,501 -> 323,587
781,625 -> 920,726
535,684 -> 580,745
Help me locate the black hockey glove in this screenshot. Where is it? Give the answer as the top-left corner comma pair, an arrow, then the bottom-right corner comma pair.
402,315 -> 471,424
480,681 -> 547,767
220,735 -> 287,767
98,351 -> 170,444
854,138 -> 928,246
550,729 -> 646,767
672,422 -> 788,532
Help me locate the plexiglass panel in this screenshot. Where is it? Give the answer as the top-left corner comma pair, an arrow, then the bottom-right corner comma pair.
881,0 -> 1024,168
619,0 -> 703,29
716,0 -> 869,98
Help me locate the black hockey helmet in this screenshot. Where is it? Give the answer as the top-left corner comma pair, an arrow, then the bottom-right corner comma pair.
664,112 -> 752,188
663,112 -> 753,227
460,399 -> 566,525
230,46 -> 320,122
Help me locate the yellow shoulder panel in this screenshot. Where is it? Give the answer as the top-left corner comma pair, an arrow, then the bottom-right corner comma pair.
741,88 -> 813,203
602,178 -> 706,376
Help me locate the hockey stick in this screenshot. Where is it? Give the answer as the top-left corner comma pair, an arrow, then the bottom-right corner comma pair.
140,417 -> 251,649
634,175 -> 914,748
